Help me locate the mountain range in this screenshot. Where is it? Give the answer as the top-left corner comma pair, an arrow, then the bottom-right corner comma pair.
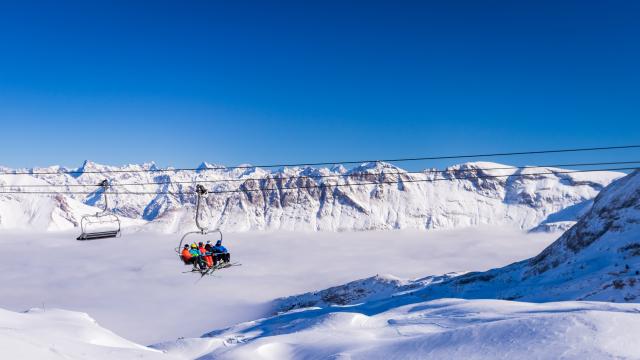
0,160 -> 624,233
276,169 -> 640,312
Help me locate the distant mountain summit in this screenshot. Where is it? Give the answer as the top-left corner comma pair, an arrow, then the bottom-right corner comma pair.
0,161 -> 624,232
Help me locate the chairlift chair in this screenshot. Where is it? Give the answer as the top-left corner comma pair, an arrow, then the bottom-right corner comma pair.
176,185 -> 219,252
176,185 -> 224,271
76,180 -> 122,241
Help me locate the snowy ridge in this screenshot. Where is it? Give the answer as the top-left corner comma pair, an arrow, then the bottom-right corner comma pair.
0,174 -> 93,231
416,170 -> 640,302
0,307 -> 171,360
272,273 -> 459,314
0,160 -> 624,232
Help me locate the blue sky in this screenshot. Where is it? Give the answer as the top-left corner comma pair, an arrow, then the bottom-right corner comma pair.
0,1 -> 639,170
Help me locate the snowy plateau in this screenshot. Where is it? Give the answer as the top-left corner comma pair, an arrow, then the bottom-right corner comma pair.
1,163 -> 640,359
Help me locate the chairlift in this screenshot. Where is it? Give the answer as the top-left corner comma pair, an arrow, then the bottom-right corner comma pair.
177,185 -> 236,275
76,180 -> 121,241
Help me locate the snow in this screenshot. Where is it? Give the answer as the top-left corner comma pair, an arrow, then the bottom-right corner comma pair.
5,296 -> 639,359
154,299 -> 640,359
0,227 -> 555,345
0,172 -> 146,231
0,160 -> 624,232
416,170 -> 640,303
272,273 -> 458,315
1,168 -> 639,359
0,307 -> 171,360
2,298 -> 638,360
148,170 -> 640,359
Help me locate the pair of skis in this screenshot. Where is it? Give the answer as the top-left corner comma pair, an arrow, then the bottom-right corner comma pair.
183,261 -> 241,277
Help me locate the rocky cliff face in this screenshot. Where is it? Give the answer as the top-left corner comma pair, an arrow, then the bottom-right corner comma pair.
0,160 -> 623,232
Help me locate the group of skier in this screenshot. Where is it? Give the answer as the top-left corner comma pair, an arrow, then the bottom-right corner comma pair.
180,240 -> 230,270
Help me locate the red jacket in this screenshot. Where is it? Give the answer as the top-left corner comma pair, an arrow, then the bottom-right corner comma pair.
181,248 -> 192,261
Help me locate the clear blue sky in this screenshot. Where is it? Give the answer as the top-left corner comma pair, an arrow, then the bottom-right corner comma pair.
0,0 -> 639,170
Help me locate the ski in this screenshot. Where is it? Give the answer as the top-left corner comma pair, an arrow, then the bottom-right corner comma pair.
182,262 -> 240,276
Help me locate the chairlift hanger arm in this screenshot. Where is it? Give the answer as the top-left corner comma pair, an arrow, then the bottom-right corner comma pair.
194,183 -> 210,233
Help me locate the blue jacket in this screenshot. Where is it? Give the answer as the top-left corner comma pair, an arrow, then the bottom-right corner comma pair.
213,245 -> 228,253
189,248 -> 201,257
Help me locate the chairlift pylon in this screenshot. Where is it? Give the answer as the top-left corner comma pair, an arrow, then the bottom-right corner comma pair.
76,179 -> 121,241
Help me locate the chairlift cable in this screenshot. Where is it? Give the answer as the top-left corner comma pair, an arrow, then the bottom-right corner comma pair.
1,160 -> 639,188
1,144 -> 639,175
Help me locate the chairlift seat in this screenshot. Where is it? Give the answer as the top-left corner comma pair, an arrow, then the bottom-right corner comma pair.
76,230 -> 120,241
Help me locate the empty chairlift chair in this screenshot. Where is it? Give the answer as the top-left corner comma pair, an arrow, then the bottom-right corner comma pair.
76,180 -> 121,241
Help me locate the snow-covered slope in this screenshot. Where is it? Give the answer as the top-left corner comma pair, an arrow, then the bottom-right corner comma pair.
272,273 -> 458,315
0,307 -> 172,360
154,299 -> 640,360
0,161 -> 623,232
6,299 -> 638,360
416,170 -> 640,303
0,174 -> 97,231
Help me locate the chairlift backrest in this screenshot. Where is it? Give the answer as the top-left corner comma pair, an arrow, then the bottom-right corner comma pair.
176,228 -> 223,254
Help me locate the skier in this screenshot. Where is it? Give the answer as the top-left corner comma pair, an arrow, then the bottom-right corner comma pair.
213,240 -> 230,263
180,244 -> 193,264
189,243 -> 206,269
203,242 -> 214,268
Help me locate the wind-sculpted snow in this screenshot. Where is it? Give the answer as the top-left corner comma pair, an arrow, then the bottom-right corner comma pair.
0,160 -> 623,232
153,299 -> 640,360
